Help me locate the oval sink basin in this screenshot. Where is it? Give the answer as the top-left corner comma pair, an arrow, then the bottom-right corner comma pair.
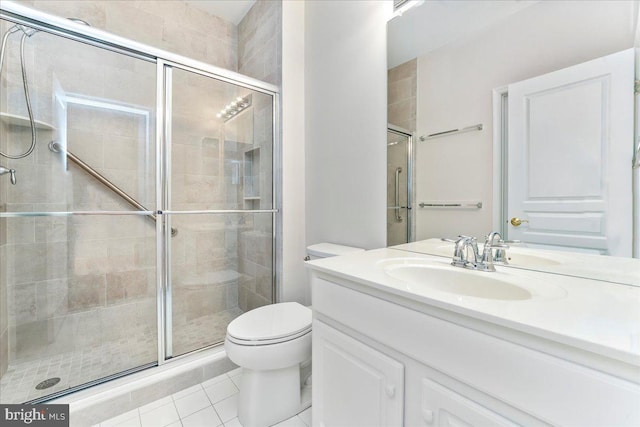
383,262 -> 532,301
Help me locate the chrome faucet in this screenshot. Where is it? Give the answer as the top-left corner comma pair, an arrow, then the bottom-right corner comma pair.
450,235 -> 481,269
479,231 -> 510,271
446,232 -> 511,272
0,166 -> 16,185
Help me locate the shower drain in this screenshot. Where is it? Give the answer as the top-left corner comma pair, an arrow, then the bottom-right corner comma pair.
36,377 -> 61,390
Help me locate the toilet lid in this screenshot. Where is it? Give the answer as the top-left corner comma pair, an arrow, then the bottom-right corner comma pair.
227,302 -> 312,343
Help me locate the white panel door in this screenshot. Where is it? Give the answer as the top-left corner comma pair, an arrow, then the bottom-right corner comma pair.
312,320 -> 404,427
507,48 -> 634,256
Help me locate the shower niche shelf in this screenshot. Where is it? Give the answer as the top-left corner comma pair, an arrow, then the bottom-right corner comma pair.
243,147 -> 260,207
0,112 -> 55,130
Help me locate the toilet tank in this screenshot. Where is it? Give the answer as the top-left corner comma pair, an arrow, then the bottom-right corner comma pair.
306,243 -> 364,261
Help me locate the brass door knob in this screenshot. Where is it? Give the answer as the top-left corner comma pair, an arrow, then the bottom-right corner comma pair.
510,217 -> 529,227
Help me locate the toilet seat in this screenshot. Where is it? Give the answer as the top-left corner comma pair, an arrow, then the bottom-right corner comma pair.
227,328 -> 311,346
226,302 -> 312,346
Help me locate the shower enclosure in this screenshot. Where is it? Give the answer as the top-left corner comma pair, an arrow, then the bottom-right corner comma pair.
0,3 -> 278,404
387,125 -> 413,246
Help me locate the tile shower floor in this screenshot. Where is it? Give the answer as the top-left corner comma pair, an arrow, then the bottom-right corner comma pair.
94,368 -> 312,427
0,308 -> 242,404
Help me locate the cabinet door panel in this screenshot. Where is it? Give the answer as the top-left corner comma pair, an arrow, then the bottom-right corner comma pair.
422,379 -> 518,427
313,320 -> 404,427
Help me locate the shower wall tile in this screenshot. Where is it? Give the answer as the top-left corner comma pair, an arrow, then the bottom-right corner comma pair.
68,273 -> 106,313
238,0 -> 282,86
105,269 -> 150,303
7,283 -> 37,325
70,241 -> 108,276
9,317 -> 69,362
6,216 -> 35,244
255,264 -> 272,301
35,278 -> 69,320
185,287 -> 227,320
8,241 -> 67,285
105,243 -> 138,275
22,0 -> 238,71
134,236 -> 156,269
30,0 -> 107,29
34,216 -> 68,244
105,2 -> 164,48
0,246 -> 7,335
66,128 -> 105,168
0,328 -> 7,378
6,164 -> 45,204
162,21 -> 208,62
108,69 -> 157,108
104,136 -> 139,171
388,59 -> 417,133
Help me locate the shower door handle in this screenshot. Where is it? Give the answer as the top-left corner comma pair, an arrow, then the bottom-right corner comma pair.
394,167 -> 403,222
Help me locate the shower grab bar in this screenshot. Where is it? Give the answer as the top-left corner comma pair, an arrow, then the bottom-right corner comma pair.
394,167 -> 403,222
48,141 -> 178,236
419,124 -> 483,141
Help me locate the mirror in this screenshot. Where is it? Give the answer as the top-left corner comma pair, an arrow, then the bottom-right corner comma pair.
387,0 -> 640,286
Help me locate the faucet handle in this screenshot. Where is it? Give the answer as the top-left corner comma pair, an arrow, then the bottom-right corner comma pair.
0,166 -> 16,185
440,238 -> 456,243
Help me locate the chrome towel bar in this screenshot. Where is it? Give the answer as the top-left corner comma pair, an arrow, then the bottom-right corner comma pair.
419,124 -> 483,141
419,201 -> 482,209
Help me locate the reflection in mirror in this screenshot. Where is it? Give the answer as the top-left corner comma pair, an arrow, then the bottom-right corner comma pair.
387,0 -> 640,285
387,125 -> 413,246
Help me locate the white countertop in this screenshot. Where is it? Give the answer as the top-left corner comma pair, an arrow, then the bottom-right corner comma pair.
393,238 -> 640,286
307,248 -> 640,367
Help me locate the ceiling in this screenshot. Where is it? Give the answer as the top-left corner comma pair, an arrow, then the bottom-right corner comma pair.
184,0 -> 256,25
387,0 -> 540,68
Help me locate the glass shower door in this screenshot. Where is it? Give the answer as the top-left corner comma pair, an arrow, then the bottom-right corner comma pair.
165,65 -> 276,358
387,127 -> 412,246
0,19 -> 158,403
0,5 -> 280,404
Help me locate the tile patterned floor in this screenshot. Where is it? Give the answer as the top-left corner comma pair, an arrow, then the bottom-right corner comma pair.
0,324 -> 157,404
1,308 -> 242,404
95,368 -> 312,427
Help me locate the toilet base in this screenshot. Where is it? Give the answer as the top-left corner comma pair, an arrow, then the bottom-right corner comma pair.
238,366 -> 307,427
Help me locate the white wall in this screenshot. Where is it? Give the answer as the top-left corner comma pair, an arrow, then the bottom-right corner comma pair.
305,0 -> 390,252
635,4 -> 640,258
280,0 -> 307,303
415,0 -> 636,241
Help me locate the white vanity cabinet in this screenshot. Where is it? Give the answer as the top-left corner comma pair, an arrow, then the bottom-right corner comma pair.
313,320 -> 404,426
310,272 -> 640,427
418,378 -> 519,427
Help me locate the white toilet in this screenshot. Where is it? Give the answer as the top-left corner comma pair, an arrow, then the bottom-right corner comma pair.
224,243 -> 364,427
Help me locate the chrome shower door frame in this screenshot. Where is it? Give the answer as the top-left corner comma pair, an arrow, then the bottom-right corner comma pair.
0,0 -> 281,398
387,124 -> 414,244
158,59 -> 280,361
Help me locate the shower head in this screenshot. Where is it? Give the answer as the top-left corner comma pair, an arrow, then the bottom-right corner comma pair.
67,18 -> 91,27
